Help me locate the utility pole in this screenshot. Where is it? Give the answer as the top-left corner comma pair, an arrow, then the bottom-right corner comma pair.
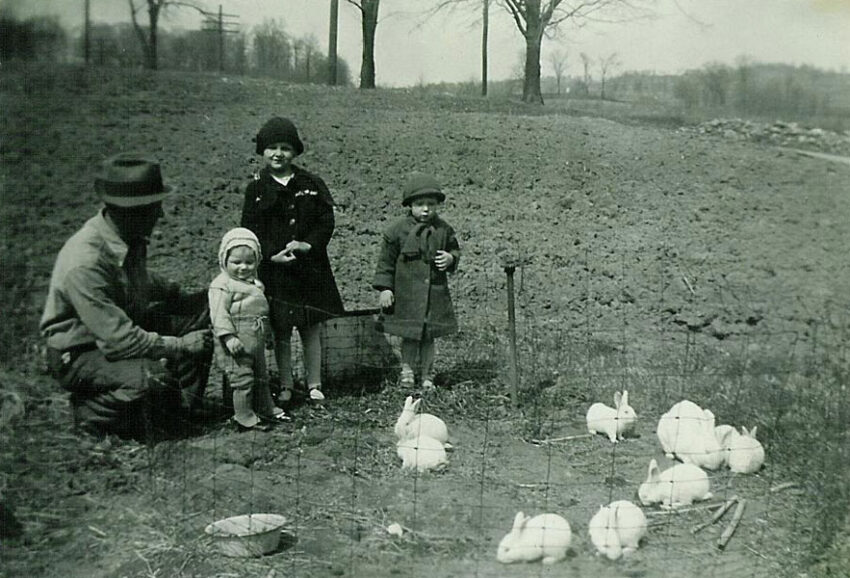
481,0 -> 488,96
201,5 -> 239,72
328,0 -> 339,85
84,0 -> 91,65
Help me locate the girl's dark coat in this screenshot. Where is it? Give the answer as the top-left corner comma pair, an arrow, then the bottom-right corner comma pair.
373,214 -> 460,340
241,166 -> 344,328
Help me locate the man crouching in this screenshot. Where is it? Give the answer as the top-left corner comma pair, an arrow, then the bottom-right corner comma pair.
40,153 -> 213,438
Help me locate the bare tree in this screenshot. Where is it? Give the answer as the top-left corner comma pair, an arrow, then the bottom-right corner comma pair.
253,19 -> 292,78
344,0 -> 380,89
549,47 -> 567,95
328,0 -> 339,85
579,51 -> 592,95
427,0 -> 490,96
128,0 -> 206,70
598,51 -> 619,99
500,1 -> 648,104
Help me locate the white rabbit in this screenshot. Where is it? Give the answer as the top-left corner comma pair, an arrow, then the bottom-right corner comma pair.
394,395 -> 449,445
588,500 -> 647,560
714,424 -> 740,466
496,512 -> 572,564
586,390 -> 638,443
727,426 -> 765,474
396,435 -> 447,472
638,458 -> 713,509
656,400 -> 725,470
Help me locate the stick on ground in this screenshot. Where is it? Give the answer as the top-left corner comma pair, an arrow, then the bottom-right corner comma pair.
692,495 -> 739,534
770,481 -> 799,493
717,498 -> 747,550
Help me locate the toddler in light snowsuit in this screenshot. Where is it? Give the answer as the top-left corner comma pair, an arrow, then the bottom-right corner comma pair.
209,228 -> 289,430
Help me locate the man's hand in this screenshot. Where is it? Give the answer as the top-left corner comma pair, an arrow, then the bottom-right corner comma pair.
224,335 -> 245,357
177,329 -> 212,356
379,289 -> 394,310
434,250 -> 454,271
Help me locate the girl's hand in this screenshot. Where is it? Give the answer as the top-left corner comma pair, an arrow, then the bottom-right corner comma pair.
225,336 -> 245,356
434,250 -> 454,271
379,289 -> 395,310
284,240 -> 311,255
270,249 -> 297,263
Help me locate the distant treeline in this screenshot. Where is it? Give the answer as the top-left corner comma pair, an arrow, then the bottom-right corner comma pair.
416,62 -> 850,130
0,13 -> 351,85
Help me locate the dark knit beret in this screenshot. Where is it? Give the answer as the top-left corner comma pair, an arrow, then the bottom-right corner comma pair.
255,117 -> 304,155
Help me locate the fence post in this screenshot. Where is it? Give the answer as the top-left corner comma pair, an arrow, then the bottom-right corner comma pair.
504,264 -> 519,407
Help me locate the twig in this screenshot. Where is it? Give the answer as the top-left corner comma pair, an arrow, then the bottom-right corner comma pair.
646,501 -> 726,516
681,274 -> 696,295
717,498 -> 746,550
770,481 -> 799,493
88,525 -> 107,538
692,495 -> 739,534
529,433 -> 593,445
745,544 -> 768,560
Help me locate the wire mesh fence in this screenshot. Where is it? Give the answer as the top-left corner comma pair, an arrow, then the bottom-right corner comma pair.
5,243 -> 849,577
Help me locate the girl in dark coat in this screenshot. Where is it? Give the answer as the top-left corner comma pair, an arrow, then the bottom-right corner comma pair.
241,117 -> 344,403
373,172 -> 461,391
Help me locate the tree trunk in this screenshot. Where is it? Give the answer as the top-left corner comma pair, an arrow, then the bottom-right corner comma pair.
328,0 -> 339,85
521,1 -> 544,104
146,1 -> 161,70
359,0 -> 379,89
481,0 -> 488,96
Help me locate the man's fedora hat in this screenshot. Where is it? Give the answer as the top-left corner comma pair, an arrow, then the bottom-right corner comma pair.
95,153 -> 172,207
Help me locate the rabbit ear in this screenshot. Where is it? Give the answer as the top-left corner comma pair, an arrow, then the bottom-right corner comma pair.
718,427 -> 735,446
621,391 -> 629,406
647,459 -> 659,481
512,512 -> 527,530
749,426 -> 757,438
403,396 -> 414,409
614,391 -> 622,408
410,398 -> 422,413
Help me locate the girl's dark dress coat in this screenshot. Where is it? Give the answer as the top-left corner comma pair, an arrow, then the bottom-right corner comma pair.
241,166 -> 344,330
373,214 -> 460,340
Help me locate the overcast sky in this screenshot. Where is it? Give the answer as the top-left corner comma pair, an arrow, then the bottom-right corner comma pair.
7,0 -> 850,86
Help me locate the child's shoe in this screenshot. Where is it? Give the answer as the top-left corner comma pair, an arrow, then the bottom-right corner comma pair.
232,418 -> 273,432
277,387 -> 294,405
421,379 -> 436,393
308,386 -> 325,402
261,408 -> 291,424
399,368 -> 415,387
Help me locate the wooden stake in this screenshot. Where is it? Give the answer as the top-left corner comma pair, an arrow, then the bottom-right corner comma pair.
692,495 -> 738,534
717,498 -> 746,550
505,265 -> 519,408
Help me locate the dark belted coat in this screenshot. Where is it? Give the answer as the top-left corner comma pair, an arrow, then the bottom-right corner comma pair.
373,214 -> 460,340
241,166 -> 344,329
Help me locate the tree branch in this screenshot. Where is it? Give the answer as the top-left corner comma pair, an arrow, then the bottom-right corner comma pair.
500,0 -> 528,37
343,0 -> 365,15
